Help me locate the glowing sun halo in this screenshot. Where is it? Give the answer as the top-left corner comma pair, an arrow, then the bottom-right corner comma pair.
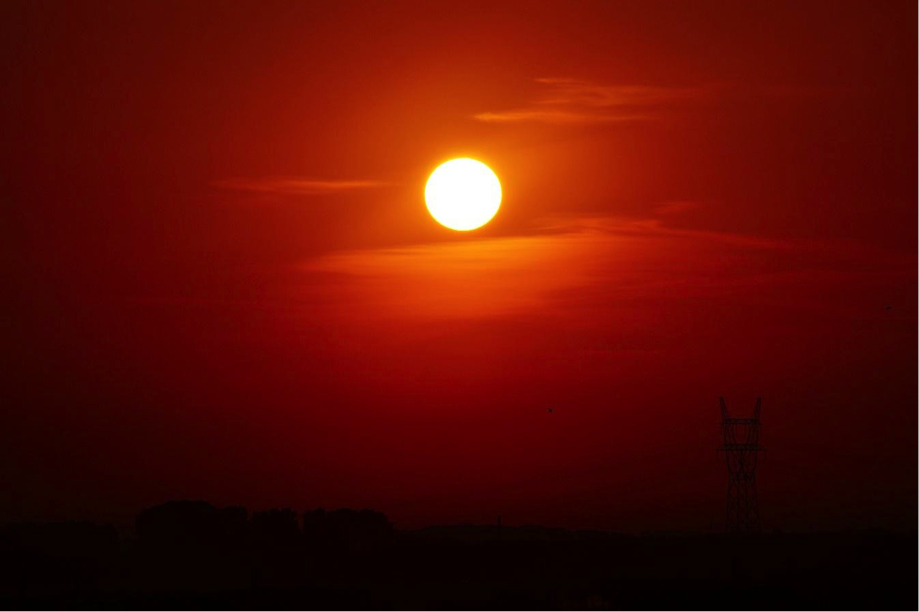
425,158 -> 502,231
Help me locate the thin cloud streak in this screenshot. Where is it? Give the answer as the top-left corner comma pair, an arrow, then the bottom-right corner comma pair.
214,177 -> 391,196
474,109 -> 650,124
474,78 -> 711,124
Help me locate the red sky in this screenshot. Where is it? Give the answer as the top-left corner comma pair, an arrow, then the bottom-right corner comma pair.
4,1 -> 916,532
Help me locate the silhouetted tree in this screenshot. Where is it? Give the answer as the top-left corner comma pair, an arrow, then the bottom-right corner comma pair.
136,500 -> 247,551
302,508 -> 393,553
251,508 -> 299,549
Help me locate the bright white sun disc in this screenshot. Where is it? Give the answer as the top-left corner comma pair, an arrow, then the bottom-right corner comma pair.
425,158 -> 502,231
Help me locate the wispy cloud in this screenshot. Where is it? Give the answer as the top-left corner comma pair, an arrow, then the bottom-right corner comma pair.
474,78 -> 709,124
653,201 -> 699,216
213,177 -> 390,196
298,214 -> 791,322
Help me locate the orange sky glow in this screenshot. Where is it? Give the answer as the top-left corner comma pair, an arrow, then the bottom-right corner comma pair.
5,0 -> 916,532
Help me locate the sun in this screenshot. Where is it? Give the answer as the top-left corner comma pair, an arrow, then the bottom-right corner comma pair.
425,158 -> 502,231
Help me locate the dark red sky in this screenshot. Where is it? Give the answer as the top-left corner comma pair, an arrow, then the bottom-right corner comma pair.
4,1 -> 916,532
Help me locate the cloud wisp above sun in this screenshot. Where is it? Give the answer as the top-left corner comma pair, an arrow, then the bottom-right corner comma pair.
474,78 -> 710,124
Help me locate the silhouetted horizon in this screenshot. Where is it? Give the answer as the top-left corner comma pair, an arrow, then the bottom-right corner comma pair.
6,499 -> 917,537
2,499 -> 915,609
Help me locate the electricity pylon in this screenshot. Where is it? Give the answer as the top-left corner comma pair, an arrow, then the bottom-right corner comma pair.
718,397 -> 764,532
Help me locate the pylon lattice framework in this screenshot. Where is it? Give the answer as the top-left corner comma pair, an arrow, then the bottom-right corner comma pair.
719,397 -> 764,532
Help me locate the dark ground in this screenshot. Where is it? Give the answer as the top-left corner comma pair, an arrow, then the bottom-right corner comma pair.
1,501 -> 915,610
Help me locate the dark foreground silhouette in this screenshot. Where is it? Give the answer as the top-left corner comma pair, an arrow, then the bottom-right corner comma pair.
1,501 -> 915,610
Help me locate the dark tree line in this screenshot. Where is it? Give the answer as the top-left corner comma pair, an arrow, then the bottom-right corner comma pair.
1,501 -> 395,605
134,501 -> 393,553
1,501 -> 915,609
